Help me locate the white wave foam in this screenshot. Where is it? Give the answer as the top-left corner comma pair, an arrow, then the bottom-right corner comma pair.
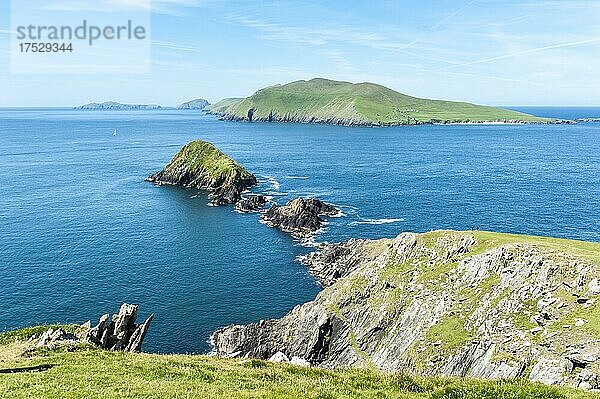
329,211 -> 346,218
262,175 -> 280,190
283,176 -> 309,179
350,218 -> 404,226
265,191 -> 289,196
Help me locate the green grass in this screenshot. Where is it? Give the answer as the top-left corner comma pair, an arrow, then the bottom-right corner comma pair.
167,140 -> 254,181
468,230 -> 600,265
425,314 -> 473,353
0,334 -> 596,399
204,97 -> 244,114
220,78 -> 553,125
0,325 -> 79,345
1,231 -> 599,398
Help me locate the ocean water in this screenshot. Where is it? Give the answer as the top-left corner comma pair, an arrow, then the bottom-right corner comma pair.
1,107 -> 599,353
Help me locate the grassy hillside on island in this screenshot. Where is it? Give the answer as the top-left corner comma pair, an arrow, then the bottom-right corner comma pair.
0,329 -> 595,399
146,140 -> 257,205
205,97 -> 244,114
218,78 -> 553,126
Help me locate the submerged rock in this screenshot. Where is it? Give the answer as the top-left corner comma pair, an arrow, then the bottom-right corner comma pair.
211,230 -> 600,390
235,194 -> 268,213
261,197 -> 341,238
146,140 -> 257,205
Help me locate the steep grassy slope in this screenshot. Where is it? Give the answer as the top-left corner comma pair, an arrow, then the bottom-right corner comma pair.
213,230 -> 600,389
0,331 -> 595,399
146,140 -> 257,204
205,97 -> 244,114
219,78 -> 552,125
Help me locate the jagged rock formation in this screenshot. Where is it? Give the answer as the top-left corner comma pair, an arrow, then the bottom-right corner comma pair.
235,194 -> 268,213
35,303 -> 153,353
261,197 -> 341,238
298,239 -> 388,286
211,230 -> 600,390
146,140 -> 257,205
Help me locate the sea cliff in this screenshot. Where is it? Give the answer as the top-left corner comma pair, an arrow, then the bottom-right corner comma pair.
212,230 -> 600,390
214,78 -> 556,126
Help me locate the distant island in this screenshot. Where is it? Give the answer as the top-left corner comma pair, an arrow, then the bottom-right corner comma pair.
74,99 -> 212,111
74,101 -> 163,110
176,98 -> 210,110
207,78 -> 556,126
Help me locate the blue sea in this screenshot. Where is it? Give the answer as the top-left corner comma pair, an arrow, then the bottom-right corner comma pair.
1,107 -> 599,353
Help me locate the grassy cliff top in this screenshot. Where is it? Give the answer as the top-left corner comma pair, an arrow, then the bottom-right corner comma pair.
0,330 -> 594,399
205,98 -> 244,114
221,78 -> 553,125
167,140 -> 253,181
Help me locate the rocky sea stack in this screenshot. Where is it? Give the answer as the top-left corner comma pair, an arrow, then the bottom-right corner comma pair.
212,230 -> 600,390
146,140 -> 257,205
261,197 -> 341,237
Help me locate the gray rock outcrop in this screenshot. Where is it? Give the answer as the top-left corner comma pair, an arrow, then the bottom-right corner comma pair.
211,230 -> 600,390
35,303 -> 153,353
261,197 -> 341,238
235,195 -> 268,213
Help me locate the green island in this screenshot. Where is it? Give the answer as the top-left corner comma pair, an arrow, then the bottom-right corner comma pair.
210,78 -> 555,126
146,140 -> 257,205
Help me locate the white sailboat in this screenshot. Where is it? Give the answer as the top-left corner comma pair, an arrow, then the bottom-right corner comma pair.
113,129 -> 118,136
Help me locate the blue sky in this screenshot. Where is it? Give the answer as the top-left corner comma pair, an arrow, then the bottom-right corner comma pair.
0,0 -> 599,107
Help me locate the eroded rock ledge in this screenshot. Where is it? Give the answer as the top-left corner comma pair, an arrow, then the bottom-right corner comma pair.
147,140 -> 257,205
211,230 -> 600,390
261,197 -> 341,238
33,303 -> 153,353
235,194 -> 268,213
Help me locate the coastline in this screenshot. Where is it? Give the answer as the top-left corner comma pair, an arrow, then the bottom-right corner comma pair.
209,111 -> 569,127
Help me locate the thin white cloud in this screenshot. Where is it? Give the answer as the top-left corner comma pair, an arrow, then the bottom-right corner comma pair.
226,14 -> 418,52
516,0 -> 600,10
458,37 -> 600,66
152,40 -> 204,53
431,0 -> 479,30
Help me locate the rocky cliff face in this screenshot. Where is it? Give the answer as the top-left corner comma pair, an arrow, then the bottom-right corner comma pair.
146,140 -> 257,205
235,194 -> 268,213
261,197 -> 341,238
212,230 -> 600,390
222,109 -> 375,127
